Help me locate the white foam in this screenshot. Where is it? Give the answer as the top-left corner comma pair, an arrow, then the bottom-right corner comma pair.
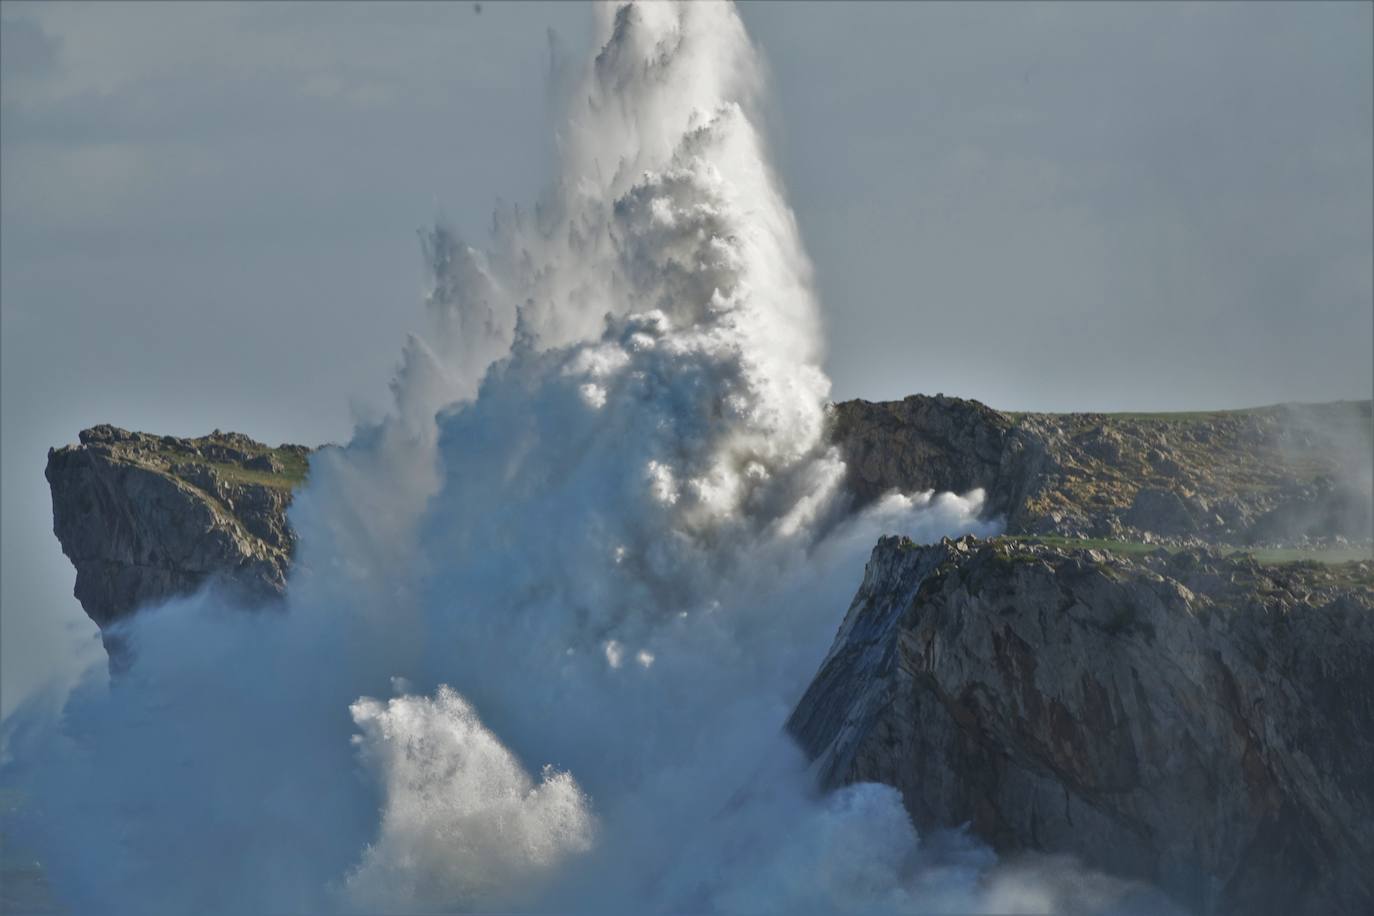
0,5 -> 1166,915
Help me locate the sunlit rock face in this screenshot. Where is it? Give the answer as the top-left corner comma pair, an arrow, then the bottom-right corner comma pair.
832,397 -> 1373,545
45,425 -> 307,660
788,534 -> 1374,916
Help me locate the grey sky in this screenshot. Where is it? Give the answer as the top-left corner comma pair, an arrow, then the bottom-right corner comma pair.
2,1 -> 1370,714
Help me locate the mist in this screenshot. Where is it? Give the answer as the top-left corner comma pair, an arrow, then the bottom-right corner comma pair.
4,0 -> 1370,724
0,4 -> 1192,914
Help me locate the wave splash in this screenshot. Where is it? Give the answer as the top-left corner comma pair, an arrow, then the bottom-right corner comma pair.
3,4 -> 1162,914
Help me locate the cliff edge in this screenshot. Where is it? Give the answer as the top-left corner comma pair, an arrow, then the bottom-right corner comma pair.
787,535 -> 1374,915
44,425 -> 309,659
46,397 -> 1371,647
832,396 -> 1372,545
38,403 -> 1374,908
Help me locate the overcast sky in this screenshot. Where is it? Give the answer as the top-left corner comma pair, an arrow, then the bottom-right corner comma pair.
2,1 -> 1370,714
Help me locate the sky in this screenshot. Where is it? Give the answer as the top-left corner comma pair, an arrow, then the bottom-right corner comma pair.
1,0 -> 1371,715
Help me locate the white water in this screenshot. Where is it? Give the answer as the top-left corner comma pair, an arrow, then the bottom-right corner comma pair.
2,4 -> 1170,913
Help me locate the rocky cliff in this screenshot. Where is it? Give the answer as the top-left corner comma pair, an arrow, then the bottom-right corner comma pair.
42,401 -> 1374,910
787,535 -> 1374,915
832,396 -> 1373,545
48,398 -> 1370,646
45,425 -> 309,661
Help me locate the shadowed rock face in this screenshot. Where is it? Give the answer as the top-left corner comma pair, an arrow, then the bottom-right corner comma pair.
787,535 -> 1374,916
830,394 -> 1017,512
46,397 -> 1370,648
831,397 -> 1374,545
45,425 -> 309,662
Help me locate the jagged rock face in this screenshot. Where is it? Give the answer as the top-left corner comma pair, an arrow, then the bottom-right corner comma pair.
787,536 -> 1374,916
830,395 -> 1018,513
45,398 -> 1369,648
830,397 -> 1374,546
45,425 -> 308,659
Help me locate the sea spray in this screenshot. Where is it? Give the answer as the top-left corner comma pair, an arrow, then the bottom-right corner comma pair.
2,4 -> 1163,914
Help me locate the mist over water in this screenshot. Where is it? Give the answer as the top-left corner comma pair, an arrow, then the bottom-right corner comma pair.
2,4 -> 1174,913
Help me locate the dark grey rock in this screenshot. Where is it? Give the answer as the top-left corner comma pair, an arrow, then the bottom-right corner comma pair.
1124,486 -> 1198,535
788,536 -> 1374,916
45,427 -> 306,666
829,394 -> 1016,513
829,397 -> 1373,546
244,453 -> 283,474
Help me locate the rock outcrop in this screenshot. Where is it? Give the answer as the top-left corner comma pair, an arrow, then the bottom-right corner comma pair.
48,398 -> 1370,648
830,394 -> 1017,512
787,535 -> 1374,915
39,405 -> 1374,909
45,425 -> 309,660
831,397 -> 1374,546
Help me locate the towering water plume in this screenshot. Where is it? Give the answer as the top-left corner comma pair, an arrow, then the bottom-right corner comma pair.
3,4 -> 1162,913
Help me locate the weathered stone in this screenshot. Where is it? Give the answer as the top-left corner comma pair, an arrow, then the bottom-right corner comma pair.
45,427 -> 308,665
1124,486 -> 1198,535
787,536 -> 1374,916
43,398 -> 1372,663
830,397 -> 1373,546
245,453 -> 284,474
830,395 -> 1015,513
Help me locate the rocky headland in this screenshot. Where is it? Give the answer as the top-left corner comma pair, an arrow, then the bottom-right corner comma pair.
44,425 -> 308,661
46,397 -> 1372,646
41,396 -> 1374,912
787,535 -> 1373,916
834,395 -> 1372,547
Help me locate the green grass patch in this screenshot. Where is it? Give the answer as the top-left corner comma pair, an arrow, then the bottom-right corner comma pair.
205,448 -> 309,490
146,443 -> 309,490
1005,401 -> 1370,427
1001,535 -> 1161,557
1236,546 -> 1373,565
999,534 -> 1372,566
1002,406 -> 1273,424
1094,408 -> 1268,423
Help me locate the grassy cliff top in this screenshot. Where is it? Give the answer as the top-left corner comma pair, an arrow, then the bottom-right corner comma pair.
73,424 -> 310,490
1000,533 -> 1373,567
